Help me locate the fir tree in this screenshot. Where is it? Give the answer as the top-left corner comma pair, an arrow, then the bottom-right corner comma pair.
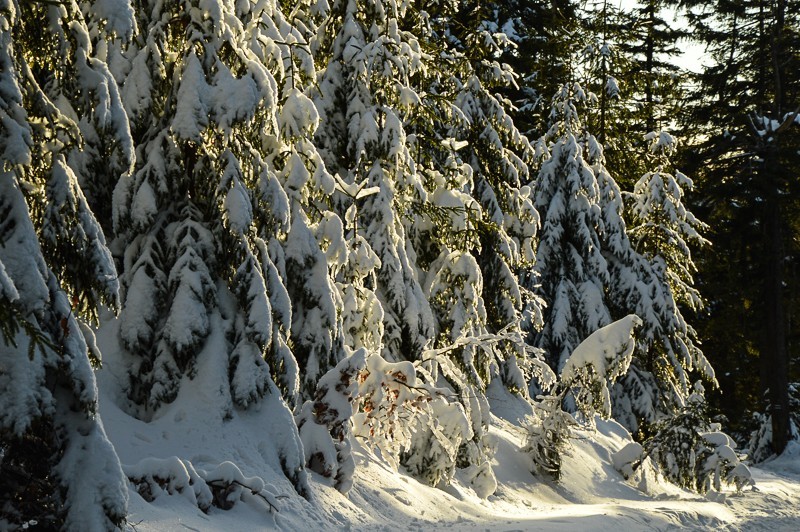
311,0 -> 545,495
0,0 -> 133,527
527,84 -> 613,373
681,0 -> 800,454
112,0 -> 314,495
643,386 -> 752,493
620,1 -> 687,134
313,0 -> 436,364
443,0 -> 542,395
613,131 -> 715,436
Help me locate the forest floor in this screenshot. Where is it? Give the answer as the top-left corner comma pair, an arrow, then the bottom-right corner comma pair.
111,387 -> 800,532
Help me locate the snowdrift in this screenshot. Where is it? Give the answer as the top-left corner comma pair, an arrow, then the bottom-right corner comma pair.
98,342 -> 787,532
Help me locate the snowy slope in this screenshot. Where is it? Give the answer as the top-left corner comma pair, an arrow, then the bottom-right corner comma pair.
95,324 -> 800,532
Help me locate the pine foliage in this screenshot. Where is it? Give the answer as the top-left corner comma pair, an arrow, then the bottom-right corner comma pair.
111,0 -> 319,497
0,0 -> 132,527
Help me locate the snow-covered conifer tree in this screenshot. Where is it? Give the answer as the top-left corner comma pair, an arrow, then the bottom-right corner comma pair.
309,0 -> 448,494
527,83 -> 613,372
452,3 -> 543,395
528,78 -> 716,439
612,131 -> 715,436
313,0 -> 435,363
529,83 -> 715,438
271,9 -> 347,401
0,0 -> 133,527
336,200 -> 384,355
629,132 -> 709,314
111,0 -> 314,495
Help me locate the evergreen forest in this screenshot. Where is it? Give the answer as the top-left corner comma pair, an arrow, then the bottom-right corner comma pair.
1,0 -> 799,529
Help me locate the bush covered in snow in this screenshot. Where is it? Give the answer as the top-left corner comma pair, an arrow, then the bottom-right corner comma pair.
125,458 -> 282,515
352,353 -> 434,469
748,383 -> 800,463
297,350 -> 367,493
350,348 -> 498,497
642,389 -> 752,493
523,394 -> 577,480
525,316 -> 640,479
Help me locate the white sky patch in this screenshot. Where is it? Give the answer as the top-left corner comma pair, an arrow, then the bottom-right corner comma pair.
618,0 -> 708,73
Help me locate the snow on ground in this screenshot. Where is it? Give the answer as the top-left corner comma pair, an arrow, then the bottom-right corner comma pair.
96,322 -> 800,532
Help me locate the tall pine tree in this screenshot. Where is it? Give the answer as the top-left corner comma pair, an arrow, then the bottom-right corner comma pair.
682,0 -> 800,454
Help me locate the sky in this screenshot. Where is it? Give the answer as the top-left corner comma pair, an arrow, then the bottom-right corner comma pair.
617,0 -> 708,73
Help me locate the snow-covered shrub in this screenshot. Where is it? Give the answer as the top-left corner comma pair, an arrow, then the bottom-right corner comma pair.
350,351 -> 495,497
560,315 -> 641,425
457,433 -> 499,499
305,336 -> 495,496
125,458 -> 281,514
352,354 -> 431,468
125,457 -> 213,512
405,339 -> 510,496
202,462 -> 281,513
644,388 -> 752,493
523,394 -> 577,480
612,441 -> 645,479
297,350 -> 367,493
423,249 -> 506,496
524,316 -> 640,479
748,383 -> 800,463
401,395 -> 473,489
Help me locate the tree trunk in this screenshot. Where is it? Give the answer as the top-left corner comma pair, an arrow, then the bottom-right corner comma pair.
764,0 -> 791,457
764,182 -> 790,456
599,0 -> 608,144
645,0 -> 655,132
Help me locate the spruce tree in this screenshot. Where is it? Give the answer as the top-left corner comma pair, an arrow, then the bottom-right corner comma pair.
681,0 -> 800,454
112,0 -> 313,494
0,0 -> 133,527
415,2 -> 551,493
313,0 -> 436,364
442,1 -> 542,395
611,131 -> 715,435
620,1 -> 687,134
527,84 -> 613,372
